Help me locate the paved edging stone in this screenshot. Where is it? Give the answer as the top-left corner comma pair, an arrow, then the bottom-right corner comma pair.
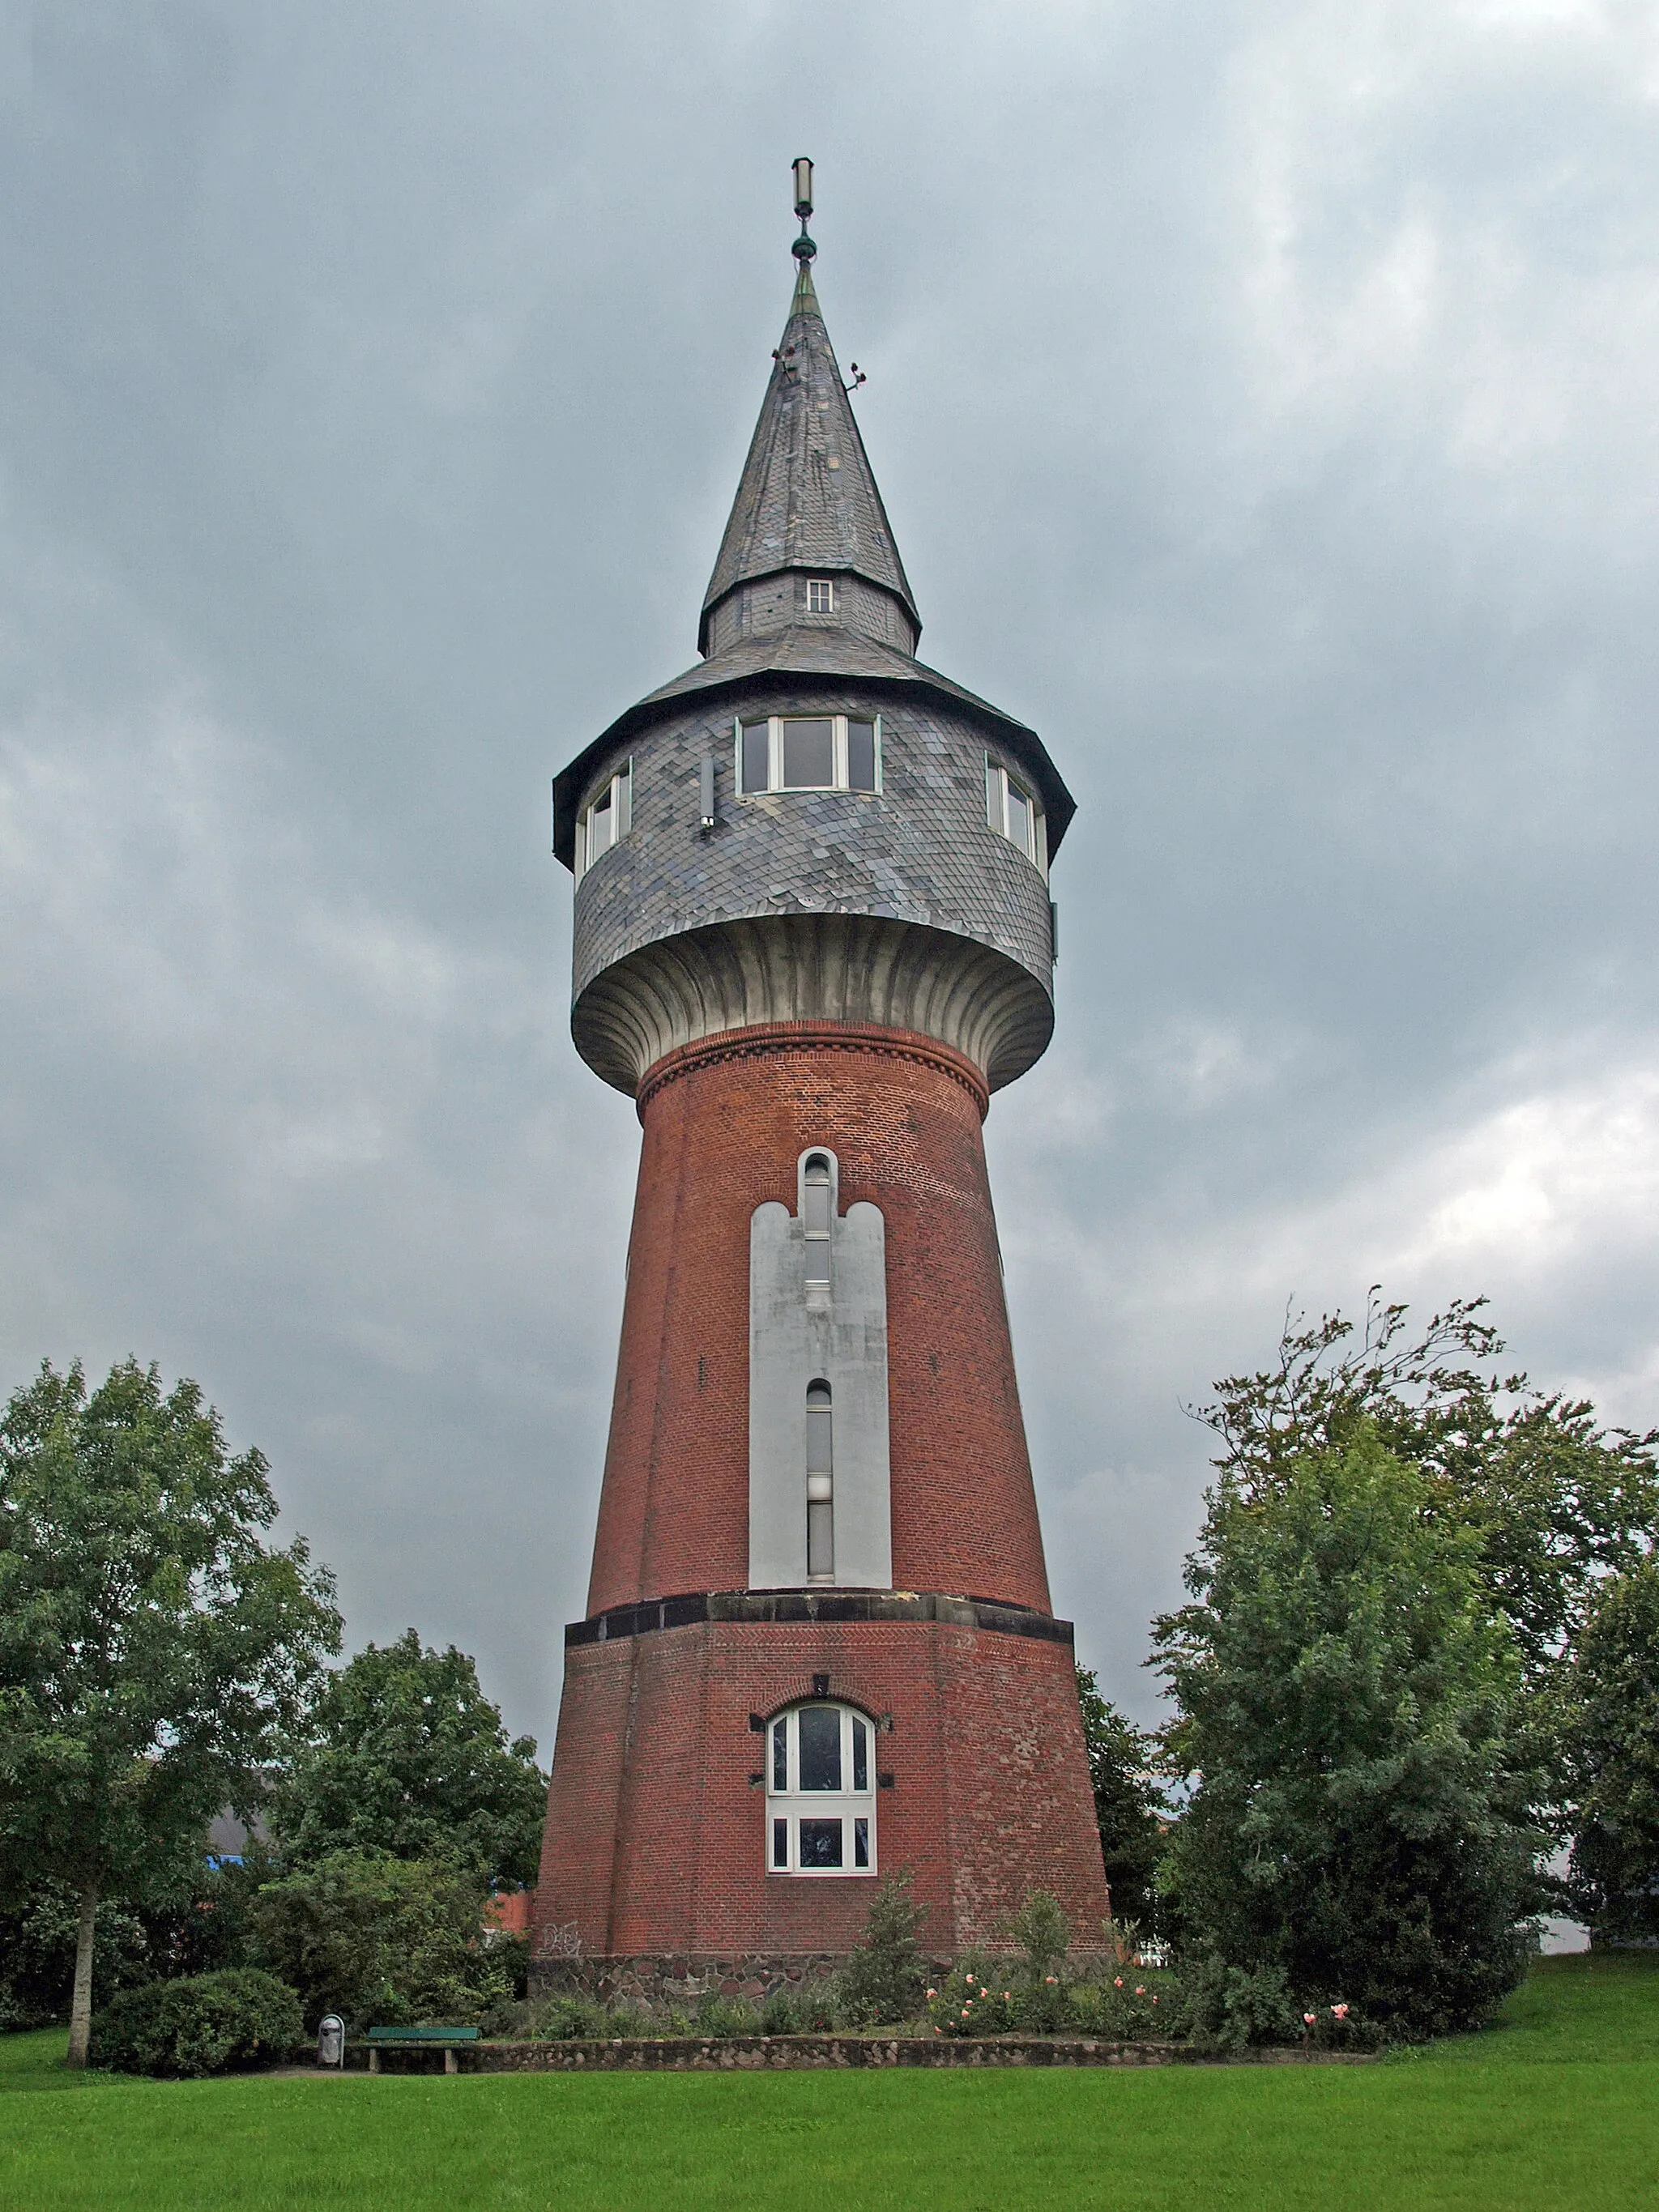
338,2035 -> 1373,2074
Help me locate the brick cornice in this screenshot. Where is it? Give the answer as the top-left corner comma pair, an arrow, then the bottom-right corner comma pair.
636,1021 -> 991,1123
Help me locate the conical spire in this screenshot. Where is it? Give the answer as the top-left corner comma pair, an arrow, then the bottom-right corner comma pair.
699,241 -> 919,656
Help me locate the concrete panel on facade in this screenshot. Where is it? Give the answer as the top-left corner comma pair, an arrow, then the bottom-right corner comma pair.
749,1160 -> 892,1591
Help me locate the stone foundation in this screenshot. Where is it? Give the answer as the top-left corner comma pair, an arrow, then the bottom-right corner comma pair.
529,1950 -> 905,2010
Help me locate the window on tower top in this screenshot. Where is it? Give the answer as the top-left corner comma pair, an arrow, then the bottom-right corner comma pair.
734,716 -> 881,796
575,760 -> 633,880
805,578 -> 835,613
985,756 -> 1047,875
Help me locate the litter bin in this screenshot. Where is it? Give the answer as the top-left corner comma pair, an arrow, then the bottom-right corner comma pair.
318,2014 -> 345,2069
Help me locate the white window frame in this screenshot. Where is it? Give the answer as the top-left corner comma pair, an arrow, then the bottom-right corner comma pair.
733,715 -> 883,797
765,1703 -> 877,1877
804,577 -> 836,614
574,760 -> 633,880
985,756 -> 1047,876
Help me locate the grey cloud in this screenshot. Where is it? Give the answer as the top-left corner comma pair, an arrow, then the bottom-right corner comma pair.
4,2 -> 1657,1740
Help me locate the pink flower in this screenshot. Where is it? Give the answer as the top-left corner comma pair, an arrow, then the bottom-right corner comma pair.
1135,1988 -> 1145,1997
1002,1993 -> 1011,2001
1303,2013 -> 1316,2027
1045,1975 -> 1057,1985
1114,1977 -> 1123,1988
1333,2005 -> 1349,2020
961,2008 -> 970,2018
925,1990 -> 936,2001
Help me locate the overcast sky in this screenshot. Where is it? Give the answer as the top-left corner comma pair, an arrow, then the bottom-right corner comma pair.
4,2 -> 1658,1748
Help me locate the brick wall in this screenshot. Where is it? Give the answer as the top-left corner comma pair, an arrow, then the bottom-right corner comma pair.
535,1616 -> 1110,1965
583,1025 -> 1050,1617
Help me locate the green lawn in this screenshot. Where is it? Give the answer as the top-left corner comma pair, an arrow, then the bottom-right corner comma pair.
2,1954 -> 1655,2210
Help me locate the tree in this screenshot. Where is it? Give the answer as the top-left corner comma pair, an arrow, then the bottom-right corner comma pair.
1154,1429 -> 1542,2040
1563,1552 -> 1659,1942
267,1630 -> 547,1886
0,1358 -> 340,2065
1193,1292 -> 1659,1695
1075,1667 -> 1166,1929
838,1870 -> 928,2024
250,1849 -> 519,2030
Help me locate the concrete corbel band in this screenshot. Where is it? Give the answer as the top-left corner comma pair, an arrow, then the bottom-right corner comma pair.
573,911 -> 1053,1102
634,1020 -> 992,1126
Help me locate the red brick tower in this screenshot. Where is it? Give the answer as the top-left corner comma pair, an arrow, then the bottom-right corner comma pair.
535,166 -> 1108,1998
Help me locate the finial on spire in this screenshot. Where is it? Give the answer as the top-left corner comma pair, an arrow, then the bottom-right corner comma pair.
791,155 -> 817,263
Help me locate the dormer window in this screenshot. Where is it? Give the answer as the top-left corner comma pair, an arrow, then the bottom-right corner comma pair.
735,716 -> 881,796
805,578 -> 835,614
576,761 -> 633,880
985,757 -> 1047,874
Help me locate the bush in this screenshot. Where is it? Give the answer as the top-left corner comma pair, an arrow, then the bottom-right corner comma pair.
839,1871 -> 928,2025
250,1849 -> 515,2030
524,1990 -> 616,2040
693,1993 -> 761,2036
89,1968 -> 303,2078
1068,1967 -> 1182,2040
925,1958 -> 1019,2037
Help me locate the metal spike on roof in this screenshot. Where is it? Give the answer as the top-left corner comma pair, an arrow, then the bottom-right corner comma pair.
698,175 -> 919,656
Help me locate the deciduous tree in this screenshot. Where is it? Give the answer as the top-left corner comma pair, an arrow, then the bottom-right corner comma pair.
267,1630 -> 546,1886
1154,1429 -> 1542,2039
0,1358 -> 340,2065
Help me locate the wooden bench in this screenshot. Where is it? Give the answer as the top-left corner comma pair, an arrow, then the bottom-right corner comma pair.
365,2024 -> 482,2073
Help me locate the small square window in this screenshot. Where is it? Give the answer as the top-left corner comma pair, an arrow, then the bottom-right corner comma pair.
805,578 -> 835,614
799,1818 -> 843,1869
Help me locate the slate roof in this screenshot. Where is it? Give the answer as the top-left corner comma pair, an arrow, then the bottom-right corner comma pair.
698,260 -> 919,654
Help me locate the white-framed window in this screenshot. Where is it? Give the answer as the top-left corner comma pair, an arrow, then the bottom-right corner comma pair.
766,1703 -> 876,1875
805,577 -> 836,614
576,761 -> 633,880
985,756 -> 1047,874
735,715 -> 881,796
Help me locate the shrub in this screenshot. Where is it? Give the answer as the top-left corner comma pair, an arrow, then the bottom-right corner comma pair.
693,1993 -> 761,2036
1181,1954 -> 1305,2052
525,1990 -> 616,2040
90,1968 -> 302,2078
925,1958 -> 1018,2038
1068,1967 -> 1181,2040
1005,1889 -> 1070,1980
250,1849 -> 514,2029
839,1870 -> 928,2025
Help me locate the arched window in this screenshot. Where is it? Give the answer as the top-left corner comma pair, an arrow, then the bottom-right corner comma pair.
766,1703 -> 876,1874
806,1381 -> 834,1582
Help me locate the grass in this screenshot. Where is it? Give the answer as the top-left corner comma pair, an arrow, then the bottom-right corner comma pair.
1,1954 -> 1655,2210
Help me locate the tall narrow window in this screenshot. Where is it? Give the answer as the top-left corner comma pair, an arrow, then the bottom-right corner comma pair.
846,718 -> 877,793
576,761 -> 633,879
803,1153 -> 831,1285
806,1380 -> 834,1583
985,757 -> 1046,873
740,720 -> 770,796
